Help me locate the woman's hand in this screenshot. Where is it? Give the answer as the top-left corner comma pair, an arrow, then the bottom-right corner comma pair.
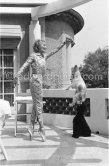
66,37 -> 75,47
13,77 -> 18,87
65,84 -> 72,90
69,102 -> 74,107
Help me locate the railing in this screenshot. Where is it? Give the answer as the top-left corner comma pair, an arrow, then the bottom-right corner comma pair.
16,88 -> 108,136
43,97 -> 90,116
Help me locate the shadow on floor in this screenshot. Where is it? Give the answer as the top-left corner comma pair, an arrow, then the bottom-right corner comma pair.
1,119 -> 107,166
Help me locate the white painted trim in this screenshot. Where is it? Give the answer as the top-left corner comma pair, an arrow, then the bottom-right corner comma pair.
32,0 -> 92,20
0,7 -> 31,14
0,0 -> 48,5
0,25 -> 22,39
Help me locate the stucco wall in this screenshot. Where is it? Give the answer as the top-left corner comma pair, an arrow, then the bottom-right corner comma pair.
86,88 -> 108,135
26,88 -> 109,136
45,19 -> 74,88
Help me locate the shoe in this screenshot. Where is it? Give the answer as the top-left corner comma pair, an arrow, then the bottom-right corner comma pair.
2,120 -> 5,128
39,128 -> 46,142
28,125 -> 33,141
72,134 -> 79,138
2,116 -> 6,128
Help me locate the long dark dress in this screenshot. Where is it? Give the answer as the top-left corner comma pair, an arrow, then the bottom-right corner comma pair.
72,101 -> 91,138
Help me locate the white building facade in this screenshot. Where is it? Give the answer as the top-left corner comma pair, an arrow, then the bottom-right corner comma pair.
0,0 -> 91,108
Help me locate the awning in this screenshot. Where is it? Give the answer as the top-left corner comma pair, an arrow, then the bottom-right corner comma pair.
0,25 -> 22,49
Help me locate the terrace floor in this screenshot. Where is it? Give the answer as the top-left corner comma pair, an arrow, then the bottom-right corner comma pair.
0,116 -> 109,166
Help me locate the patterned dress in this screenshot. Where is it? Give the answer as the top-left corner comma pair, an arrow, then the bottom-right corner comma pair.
17,41 -> 66,127
17,53 -> 46,126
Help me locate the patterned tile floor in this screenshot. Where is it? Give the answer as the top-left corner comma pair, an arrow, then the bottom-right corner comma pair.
0,117 -> 109,166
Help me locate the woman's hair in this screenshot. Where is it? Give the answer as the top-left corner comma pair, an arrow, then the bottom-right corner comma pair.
33,39 -> 46,53
33,39 -> 41,53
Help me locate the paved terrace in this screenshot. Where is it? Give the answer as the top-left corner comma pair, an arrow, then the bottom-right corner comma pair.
0,116 -> 109,166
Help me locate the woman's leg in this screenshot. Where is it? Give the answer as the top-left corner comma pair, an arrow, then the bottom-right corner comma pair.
37,114 -> 46,142
28,103 -> 36,139
35,92 -> 46,142
2,115 -> 6,128
30,80 -> 46,141
28,81 -> 38,139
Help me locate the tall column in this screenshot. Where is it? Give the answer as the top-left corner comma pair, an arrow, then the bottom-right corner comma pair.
29,19 -> 41,55
61,33 -> 68,88
62,42 -> 72,89
61,26 -> 74,89
28,19 -> 41,78
29,18 -> 45,55
39,17 -> 45,41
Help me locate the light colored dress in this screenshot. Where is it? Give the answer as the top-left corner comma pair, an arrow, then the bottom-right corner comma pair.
17,53 -> 46,125
17,41 -> 66,127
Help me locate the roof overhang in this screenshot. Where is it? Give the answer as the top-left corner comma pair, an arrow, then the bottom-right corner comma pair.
0,0 -> 92,15
0,0 -> 48,14
0,7 -> 32,14
0,25 -> 22,49
32,0 -> 92,20
0,0 -> 48,7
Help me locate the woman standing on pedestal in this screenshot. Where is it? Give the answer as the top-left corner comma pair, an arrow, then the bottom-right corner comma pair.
14,38 -> 73,141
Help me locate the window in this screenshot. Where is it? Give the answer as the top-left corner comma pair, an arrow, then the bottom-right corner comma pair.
0,49 -> 14,106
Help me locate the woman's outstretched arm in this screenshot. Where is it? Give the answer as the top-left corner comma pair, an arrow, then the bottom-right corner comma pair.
45,38 -> 74,60
66,84 -> 73,90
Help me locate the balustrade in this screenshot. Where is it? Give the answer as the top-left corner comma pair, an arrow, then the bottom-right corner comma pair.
43,97 -> 90,116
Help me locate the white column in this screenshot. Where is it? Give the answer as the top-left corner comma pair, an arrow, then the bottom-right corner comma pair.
61,33 -> 67,88
62,43 -> 71,89
61,28 -> 74,89
29,19 -> 41,55
39,17 -> 45,41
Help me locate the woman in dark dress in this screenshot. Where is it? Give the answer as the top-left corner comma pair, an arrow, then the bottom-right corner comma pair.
72,98 -> 91,138
66,65 -> 91,138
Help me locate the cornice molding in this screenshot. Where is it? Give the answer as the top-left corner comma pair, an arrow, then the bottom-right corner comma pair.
46,9 -> 84,35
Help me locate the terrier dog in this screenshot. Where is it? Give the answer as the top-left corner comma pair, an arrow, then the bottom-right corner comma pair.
66,65 -> 87,105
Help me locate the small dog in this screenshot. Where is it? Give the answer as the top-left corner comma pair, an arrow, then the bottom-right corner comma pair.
66,65 -> 86,90
66,65 -> 87,106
